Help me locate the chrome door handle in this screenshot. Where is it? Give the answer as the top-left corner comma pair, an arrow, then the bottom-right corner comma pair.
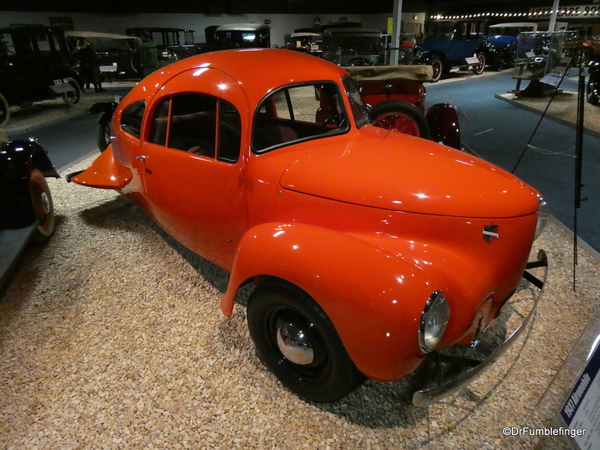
135,155 -> 148,161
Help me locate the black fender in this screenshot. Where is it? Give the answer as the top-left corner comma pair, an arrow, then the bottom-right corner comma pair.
0,139 -> 59,229
425,103 -> 461,150
588,60 -> 600,105
89,102 -> 119,118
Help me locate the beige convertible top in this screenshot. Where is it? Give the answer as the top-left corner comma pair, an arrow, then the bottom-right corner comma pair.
345,65 -> 433,82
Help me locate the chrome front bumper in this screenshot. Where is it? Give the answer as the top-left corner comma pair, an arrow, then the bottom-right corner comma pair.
412,249 -> 549,406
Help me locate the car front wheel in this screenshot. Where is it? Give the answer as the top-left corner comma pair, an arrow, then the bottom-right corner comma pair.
247,280 -> 364,402
368,100 -> 431,139
29,169 -> 55,243
62,77 -> 82,107
473,52 -> 486,75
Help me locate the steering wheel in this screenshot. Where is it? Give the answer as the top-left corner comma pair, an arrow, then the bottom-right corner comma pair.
347,57 -> 373,67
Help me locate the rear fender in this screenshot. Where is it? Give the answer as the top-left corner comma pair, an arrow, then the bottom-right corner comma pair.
426,103 -> 461,150
70,145 -> 132,190
0,139 -> 59,228
221,222 -> 458,381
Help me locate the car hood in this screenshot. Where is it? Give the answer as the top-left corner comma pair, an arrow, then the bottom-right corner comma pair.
279,130 -> 540,218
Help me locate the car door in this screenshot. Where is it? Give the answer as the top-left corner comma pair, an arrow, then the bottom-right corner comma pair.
134,68 -> 248,270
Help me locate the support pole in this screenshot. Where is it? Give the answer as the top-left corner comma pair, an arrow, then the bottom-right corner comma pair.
390,0 -> 403,65
549,0 -> 560,32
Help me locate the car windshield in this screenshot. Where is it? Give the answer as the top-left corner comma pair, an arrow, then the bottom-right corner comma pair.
342,75 -> 368,129
252,81 -> 350,153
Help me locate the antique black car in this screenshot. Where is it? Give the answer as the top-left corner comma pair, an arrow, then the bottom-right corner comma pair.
0,26 -> 82,127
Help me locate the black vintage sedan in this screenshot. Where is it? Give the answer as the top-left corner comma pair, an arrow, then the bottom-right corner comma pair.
0,26 -> 82,127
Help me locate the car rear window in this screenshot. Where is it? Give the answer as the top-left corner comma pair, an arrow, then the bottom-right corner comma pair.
120,101 -> 145,138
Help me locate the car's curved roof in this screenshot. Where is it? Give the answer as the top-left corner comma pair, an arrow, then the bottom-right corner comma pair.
141,48 -> 350,106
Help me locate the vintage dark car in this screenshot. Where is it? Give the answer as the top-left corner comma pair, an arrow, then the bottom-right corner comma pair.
69,49 -> 548,405
413,19 -> 489,82
65,30 -> 141,79
125,27 -> 200,67
211,23 -> 271,49
0,134 -> 59,292
564,35 -> 600,66
0,26 -> 82,127
322,27 -> 383,66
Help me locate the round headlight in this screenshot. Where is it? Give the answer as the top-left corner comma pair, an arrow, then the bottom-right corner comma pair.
418,292 -> 450,353
535,198 -> 550,240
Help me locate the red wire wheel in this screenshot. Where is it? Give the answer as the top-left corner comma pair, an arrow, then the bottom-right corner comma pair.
368,100 -> 431,139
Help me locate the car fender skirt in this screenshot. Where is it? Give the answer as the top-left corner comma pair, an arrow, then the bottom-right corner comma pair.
70,146 -> 132,189
222,222 -> 454,381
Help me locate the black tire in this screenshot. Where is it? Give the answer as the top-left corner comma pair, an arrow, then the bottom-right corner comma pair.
368,100 -> 431,139
62,77 -> 82,107
247,280 -> 364,403
588,74 -> 599,105
0,92 -> 9,127
347,57 -> 373,66
493,52 -> 506,72
473,52 -> 486,75
29,169 -> 55,243
97,112 -> 111,152
430,55 -> 444,82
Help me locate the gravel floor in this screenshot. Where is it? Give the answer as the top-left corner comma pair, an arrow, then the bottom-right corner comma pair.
1,154 -> 599,449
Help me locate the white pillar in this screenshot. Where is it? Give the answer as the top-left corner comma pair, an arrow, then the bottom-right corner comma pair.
549,0 -> 560,31
390,0 -> 403,65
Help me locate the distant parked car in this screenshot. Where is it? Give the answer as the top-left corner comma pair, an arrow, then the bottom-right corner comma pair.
212,23 -> 270,49
125,27 -> 200,67
486,22 -> 538,71
413,20 -> 489,82
284,31 -> 323,57
65,30 -> 141,79
0,26 -> 82,127
564,35 -> 600,66
0,136 -> 59,291
322,27 -> 383,66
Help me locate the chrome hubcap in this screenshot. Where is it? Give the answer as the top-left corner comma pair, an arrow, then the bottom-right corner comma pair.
276,318 -> 314,365
40,192 -> 50,214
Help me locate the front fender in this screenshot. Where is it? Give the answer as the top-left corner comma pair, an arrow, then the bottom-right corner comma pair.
0,139 -> 59,228
426,103 -> 461,150
222,222 -> 458,381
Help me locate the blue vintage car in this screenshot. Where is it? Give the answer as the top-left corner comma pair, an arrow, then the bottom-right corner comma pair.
413,20 -> 489,82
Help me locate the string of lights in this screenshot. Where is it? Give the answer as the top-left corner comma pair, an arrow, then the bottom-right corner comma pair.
431,10 -> 600,21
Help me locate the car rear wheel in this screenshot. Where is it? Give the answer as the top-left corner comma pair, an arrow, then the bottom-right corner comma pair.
368,100 -> 431,139
0,92 -> 10,127
247,280 -> 364,403
430,56 -> 444,82
62,77 -> 82,107
473,52 -> 486,75
29,169 -> 55,243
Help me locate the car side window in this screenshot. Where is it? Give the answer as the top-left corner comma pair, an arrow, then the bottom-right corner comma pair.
253,82 -> 349,153
120,101 -> 145,138
148,93 -> 241,163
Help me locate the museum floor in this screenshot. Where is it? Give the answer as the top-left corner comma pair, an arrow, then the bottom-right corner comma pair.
1,74 -> 600,449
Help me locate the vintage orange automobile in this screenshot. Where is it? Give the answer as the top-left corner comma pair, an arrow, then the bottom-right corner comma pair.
68,49 -> 548,405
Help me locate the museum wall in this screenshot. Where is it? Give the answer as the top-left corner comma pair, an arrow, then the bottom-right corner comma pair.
0,10 -> 399,48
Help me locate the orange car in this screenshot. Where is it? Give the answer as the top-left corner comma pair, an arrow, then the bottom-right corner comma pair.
68,49 -> 548,405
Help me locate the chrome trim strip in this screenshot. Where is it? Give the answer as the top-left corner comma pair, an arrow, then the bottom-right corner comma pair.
412,249 -> 548,406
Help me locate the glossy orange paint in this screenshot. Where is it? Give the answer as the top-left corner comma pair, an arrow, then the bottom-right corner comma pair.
72,49 -> 543,383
